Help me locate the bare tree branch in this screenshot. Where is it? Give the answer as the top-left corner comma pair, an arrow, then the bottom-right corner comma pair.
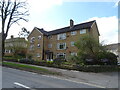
0,0 -> 29,57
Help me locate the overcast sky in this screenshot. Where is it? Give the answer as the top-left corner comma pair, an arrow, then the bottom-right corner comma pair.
1,0 -> 119,45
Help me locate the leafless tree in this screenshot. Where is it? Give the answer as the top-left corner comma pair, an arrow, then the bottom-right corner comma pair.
0,0 -> 29,57
18,27 -> 30,38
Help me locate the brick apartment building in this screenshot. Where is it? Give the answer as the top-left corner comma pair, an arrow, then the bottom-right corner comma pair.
27,20 -> 100,61
106,43 -> 120,62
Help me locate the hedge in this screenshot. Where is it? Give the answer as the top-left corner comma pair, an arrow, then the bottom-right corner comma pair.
3,58 -> 119,73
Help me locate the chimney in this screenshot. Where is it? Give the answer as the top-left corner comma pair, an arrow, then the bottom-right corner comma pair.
70,19 -> 74,28
11,35 -> 14,39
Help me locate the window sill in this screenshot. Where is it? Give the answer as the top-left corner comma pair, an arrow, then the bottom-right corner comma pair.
57,49 -> 66,50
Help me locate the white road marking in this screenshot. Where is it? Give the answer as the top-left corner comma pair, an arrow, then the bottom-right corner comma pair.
14,82 -> 30,89
41,75 -> 105,88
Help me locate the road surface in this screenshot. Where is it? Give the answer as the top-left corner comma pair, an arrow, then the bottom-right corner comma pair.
2,67 -> 105,89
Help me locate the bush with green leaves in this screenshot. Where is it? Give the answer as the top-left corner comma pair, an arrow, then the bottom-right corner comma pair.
53,57 -> 66,66
67,55 -> 84,66
97,52 -> 117,65
19,58 -> 34,64
74,34 -> 117,65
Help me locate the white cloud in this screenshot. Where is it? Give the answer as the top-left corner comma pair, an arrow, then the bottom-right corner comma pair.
83,16 -> 118,45
28,0 -> 63,13
1,0 -> 63,39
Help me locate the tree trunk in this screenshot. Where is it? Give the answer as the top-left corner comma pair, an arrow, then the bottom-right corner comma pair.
2,33 -> 7,61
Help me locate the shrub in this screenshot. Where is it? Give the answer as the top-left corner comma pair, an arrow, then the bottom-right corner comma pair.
74,65 -> 118,72
97,52 -> 117,65
105,52 -> 117,65
53,57 -> 66,66
3,56 -> 18,62
19,58 -> 34,64
47,61 -> 53,63
67,55 -> 85,66
26,54 -> 33,59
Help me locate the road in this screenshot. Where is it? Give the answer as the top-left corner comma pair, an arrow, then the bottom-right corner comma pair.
2,67 -> 105,89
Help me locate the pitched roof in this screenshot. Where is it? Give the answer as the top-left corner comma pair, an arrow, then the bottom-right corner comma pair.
36,20 -> 96,36
106,43 -> 120,50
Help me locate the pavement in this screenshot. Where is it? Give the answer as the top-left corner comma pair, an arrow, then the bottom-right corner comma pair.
2,62 -> 119,88
2,67 -> 102,88
22,63 -> 119,88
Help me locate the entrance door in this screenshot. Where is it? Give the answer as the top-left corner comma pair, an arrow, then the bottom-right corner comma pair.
46,53 -> 53,61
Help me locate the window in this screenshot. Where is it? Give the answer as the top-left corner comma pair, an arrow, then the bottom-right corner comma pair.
71,52 -> 77,56
5,49 -> 8,53
71,31 -> 77,35
80,29 -> 86,34
57,33 -> 66,40
57,53 -> 66,58
36,53 -> 40,57
30,37 -> 35,43
37,44 -> 40,48
57,43 -> 66,50
8,50 -> 11,53
38,35 -> 42,40
71,41 -> 75,46
30,45 -> 34,50
48,36 -> 52,39
5,50 -> 11,53
48,44 -> 52,48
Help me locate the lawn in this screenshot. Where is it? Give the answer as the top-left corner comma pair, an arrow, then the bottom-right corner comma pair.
2,62 -> 61,75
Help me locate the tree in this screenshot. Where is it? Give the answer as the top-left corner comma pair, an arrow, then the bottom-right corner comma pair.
0,0 -> 29,57
18,27 -> 30,39
75,34 -> 105,64
5,36 -> 28,58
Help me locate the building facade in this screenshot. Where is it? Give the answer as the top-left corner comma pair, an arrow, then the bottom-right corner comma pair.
27,20 -> 100,61
5,36 -> 27,56
106,43 -> 120,62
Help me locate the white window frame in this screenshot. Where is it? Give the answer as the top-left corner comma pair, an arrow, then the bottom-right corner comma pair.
30,45 -> 34,50
80,29 -> 86,34
38,35 -> 42,40
57,43 -> 66,50
56,53 -> 66,58
57,33 -> 66,40
71,31 -> 77,35
36,53 -> 40,57
48,44 -> 52,48
30,37 -> 35,43
5,49 -> 8,53
71,52 -> 77,56
37,44 -> 40,48
71,41 -> 75,46
48,36 -> 52,39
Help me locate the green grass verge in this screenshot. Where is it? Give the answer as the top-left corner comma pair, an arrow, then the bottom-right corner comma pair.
2,62 -> 61,75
